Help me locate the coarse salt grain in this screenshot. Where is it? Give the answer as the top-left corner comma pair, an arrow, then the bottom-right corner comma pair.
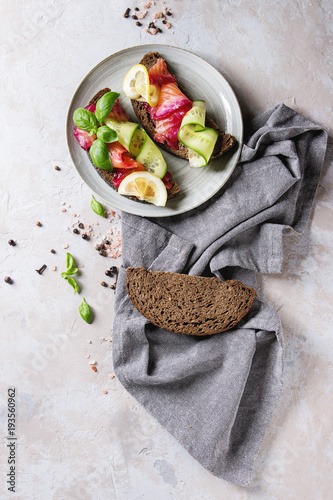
89,359 -> 97,365
52,265 -> 57,271
63,243 -> 69,249
85,354 -> 90,359
67,204 -> 71,208
61,201 -> 66,205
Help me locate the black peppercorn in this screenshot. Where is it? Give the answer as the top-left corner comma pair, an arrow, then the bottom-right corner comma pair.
101,281 -> 108,287
78,223 -> 84,229
36,221 -> 42,227
105,270 -> 113,277
134,6 -> 139,10
166,10 -> 172,16
82,234 -> 89,240
54,165 -> 61,171
50,249 -> 56,254
73,228 -> 80,234
110,266 -> 118,274
4,276 -> 13,284
8,239 -> 16,246
156,27 -> 162,33
132,14 -> 138,19
136,21 -> 142,26
162,19 -> 167,24
123,8 -> 130,18
99,250 -> 107,257
110,284 -> 116,290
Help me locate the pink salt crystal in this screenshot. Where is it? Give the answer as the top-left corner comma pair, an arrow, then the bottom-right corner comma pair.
52,265 -> 57,271
84,224 -> 89,229
72,213 -> 77,217
109,374 -> 115,379
87,232 -> 91,237
137,11 -> 144,19
144,28 -> 149,33
104,245 -> 110,249
61,208 -> 67,212
103,390 -> 108,394
63,243 -> 69,249
151,28 -> 157,35
115,213 -> 121,219
166,22 -> 171,28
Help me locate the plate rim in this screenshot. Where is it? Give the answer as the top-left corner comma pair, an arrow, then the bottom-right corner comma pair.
66,44 -> 243,218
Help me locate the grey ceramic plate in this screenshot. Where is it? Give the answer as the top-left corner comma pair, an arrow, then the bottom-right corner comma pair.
66,44 -> 243,218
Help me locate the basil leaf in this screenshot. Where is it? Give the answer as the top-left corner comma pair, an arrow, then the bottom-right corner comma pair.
73,108 -> 98,135
61,268 -> 78,278
91,195 -> 106,217
66,276 -> 79,294
79,297 -> 92,324
90,139 -> 113,171
96,125 -> 117,144
95,92 -> 120,125
66,252 -> 74,271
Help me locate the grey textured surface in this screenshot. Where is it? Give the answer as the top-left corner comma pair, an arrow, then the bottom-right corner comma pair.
113,104 -> 327,486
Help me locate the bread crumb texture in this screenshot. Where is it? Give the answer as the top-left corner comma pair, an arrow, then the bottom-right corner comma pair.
126,267 -> 256,336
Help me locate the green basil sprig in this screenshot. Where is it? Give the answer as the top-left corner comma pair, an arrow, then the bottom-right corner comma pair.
61,252 -> 78,278
79,297 -> 92,324
91,195 -> 106,217
90,139 -> 113,171
96,125 -> 117,143
73,108 -> 98,135
95,91 -> 120,125
67,276 -> 79,294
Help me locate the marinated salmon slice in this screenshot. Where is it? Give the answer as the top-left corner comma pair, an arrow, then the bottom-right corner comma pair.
146,58 -> 193,149
154,105 -> 192,149
148,58 -> 176,86
149,82 -> 192,121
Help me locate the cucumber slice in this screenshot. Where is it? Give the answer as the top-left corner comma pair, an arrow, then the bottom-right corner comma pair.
179,125 -> 218,166
180,100 -> 206,130
130,128 -> 146,157
136,133 -> 167,179
178,101 -> 218,167
104,117 -> 138,152
105,118 -> 167,178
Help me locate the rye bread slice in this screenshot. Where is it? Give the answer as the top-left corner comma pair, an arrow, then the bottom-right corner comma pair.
86,88 -> 180,201
126,267 -> 256,336
131,52 -> 237,160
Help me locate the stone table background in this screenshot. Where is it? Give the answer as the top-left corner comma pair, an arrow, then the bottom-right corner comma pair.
1,0 -> 332,498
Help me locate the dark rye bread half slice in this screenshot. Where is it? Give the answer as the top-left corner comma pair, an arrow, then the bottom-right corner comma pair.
131,52 -> 237,160
126,267 -> 256,336
86,88 -> 180,201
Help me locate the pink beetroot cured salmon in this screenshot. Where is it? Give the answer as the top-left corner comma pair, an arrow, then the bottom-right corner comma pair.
146,58 -> 192,148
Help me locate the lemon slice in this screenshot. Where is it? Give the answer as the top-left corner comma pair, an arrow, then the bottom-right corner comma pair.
118,171 -> 167,206
123,64 -> 160,106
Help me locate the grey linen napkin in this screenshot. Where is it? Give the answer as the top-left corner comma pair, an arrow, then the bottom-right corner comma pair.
112,103 -> 327,486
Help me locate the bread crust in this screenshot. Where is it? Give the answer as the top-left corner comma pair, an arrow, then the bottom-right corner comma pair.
131,52 -> 237,160
126,267 -> 256,336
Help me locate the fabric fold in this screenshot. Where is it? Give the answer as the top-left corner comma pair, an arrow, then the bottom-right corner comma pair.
112,103 -> 327,486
